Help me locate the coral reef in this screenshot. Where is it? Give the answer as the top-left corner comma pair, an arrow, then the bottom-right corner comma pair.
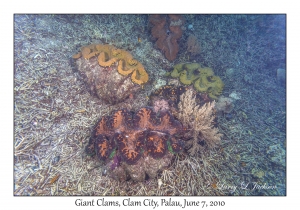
14,14 -> 286,196
167,63 -> 224,99
85,107 -> 185,182
73,44 -> 149,104
177,89 -> 222,155
149,14 -> 184,61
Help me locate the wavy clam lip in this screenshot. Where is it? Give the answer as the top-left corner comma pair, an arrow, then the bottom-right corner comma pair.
94,116 -> 110,136
133,107 -> 157,130
86,106 -> 184,170
95,134 -> 116,161
107,109 -> 133,131
146,131 -> 168,159
73,43 -> 149,85
155,110 -> 182,135
116,132 -> 144,165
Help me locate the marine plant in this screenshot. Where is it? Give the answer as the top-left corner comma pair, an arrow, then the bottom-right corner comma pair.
177,89 -> 222,155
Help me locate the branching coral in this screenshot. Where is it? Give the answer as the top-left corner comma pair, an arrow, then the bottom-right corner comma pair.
73,44 -> 149,104
177,89 -> 223,155
86,107 -> 185,182
167,63 -> 224,99
149,14 -> 184,61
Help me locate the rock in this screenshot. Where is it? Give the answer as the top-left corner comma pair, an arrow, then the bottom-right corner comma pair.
215,96 -> 234,114
229,91 -> 241,100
